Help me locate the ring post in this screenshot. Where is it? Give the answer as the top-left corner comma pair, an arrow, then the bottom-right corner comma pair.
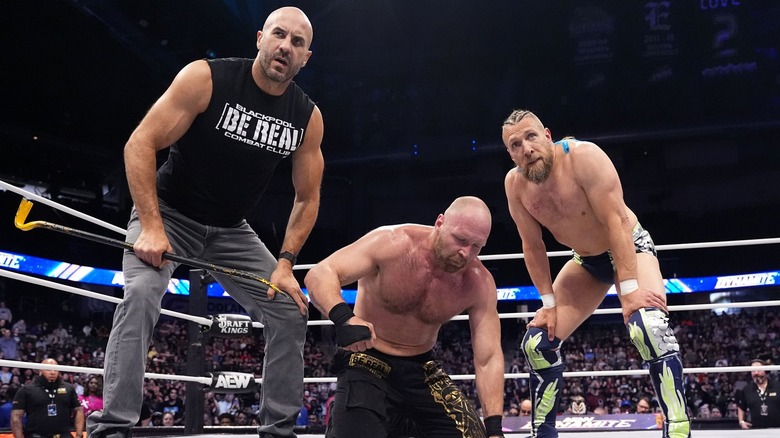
184,269 -> 210,433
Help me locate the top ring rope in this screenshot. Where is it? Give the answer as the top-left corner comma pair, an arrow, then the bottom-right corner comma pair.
474,237 -> 780,262
4,178 -> 778,269
293,236 -> 780,270
0,178 -> 126,235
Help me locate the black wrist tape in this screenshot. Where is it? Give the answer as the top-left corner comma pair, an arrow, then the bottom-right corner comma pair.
484,415 -> 504,437
328,302 -> 354,326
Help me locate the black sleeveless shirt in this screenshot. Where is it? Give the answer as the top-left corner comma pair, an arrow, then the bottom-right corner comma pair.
157,58 -> 315,226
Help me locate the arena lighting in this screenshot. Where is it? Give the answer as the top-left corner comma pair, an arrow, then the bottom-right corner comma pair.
1,249 -> 777,303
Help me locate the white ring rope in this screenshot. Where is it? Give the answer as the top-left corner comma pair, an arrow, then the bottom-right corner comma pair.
474,237 -> 780,263
295,236 -> 780,269
449,300 -> 780,321
3,179 -> 777,270
4,268 -> 780,328
0,269 -> 211,327
0,359 -> 214,385
0,179 -> 127,236
2,358 -> 777,386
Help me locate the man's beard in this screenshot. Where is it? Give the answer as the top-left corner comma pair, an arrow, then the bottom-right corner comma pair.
434,235 -> 465,273
523,156 -> 552,184
753,374 -> 767,385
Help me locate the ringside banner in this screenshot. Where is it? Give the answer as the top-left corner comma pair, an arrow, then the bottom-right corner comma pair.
502,414 -> 660,432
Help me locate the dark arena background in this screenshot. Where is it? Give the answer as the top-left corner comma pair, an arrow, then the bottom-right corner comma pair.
1,1 -> 779,437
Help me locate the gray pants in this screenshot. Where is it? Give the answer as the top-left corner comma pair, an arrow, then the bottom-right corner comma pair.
87,200 -> 307,437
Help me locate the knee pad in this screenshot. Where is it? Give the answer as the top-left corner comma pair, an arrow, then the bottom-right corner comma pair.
627,307 -> 680,362
522,327 -> 563,371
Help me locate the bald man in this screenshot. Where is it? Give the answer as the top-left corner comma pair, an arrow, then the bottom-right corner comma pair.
306,196 -> 506,438
87,7 -> 324,438
736,358 -> 780,429
12,359 -> 84,438
520,399 -> 532,416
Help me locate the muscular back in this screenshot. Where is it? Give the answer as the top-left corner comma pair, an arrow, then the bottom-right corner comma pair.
355,225 -> 489,356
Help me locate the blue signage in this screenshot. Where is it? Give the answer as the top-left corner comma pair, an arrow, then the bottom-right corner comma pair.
1,249 -> 777,303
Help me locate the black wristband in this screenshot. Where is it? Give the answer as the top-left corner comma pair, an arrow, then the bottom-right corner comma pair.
483,415 -> 504,437
278,251 -> 297,266
328,302 -> 354,326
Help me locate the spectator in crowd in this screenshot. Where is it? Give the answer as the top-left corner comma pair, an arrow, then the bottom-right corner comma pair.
83,322 -> 94,338
79,376 -> 104,418
0,385 -> 18,428
161,387 -> 184,425
235,410 -> 250,426
296,403 -> 309,426
11,358 -> 84,438
520,399 -> 532,416
697,403 -> 711,419
0,302 -> 12,325
149,411 -> 163,426
0,329 -> 18,360
736,358 -> 780,429
636,397 -> 652,414
215,392 -> 240,415
218,412 -> 235,426
0,367 -> 12,385
161,411 -> 175,427
585,380 -> 606,413
11,320 -> 25,337
710,406 -> 722,418
72,374 -> 85,396
725,401 -> 739,419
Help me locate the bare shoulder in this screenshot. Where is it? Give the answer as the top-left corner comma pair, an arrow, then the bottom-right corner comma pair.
504,166 -> 524,189
364,224 -> 428,255
565,139 -> 602,157
564,139 -> 613,170
470,262 -> 496,288
163,59 -> 213,112
385,223 -> 430,240
465,263 -> 498,306
176,59 -> 212,83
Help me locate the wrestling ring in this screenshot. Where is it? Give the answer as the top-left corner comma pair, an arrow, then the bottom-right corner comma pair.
1,180 -> 779,437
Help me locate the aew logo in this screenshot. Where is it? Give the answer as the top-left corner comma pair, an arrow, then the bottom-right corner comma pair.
208,372 -> 256,393
206,314 -> 252,338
